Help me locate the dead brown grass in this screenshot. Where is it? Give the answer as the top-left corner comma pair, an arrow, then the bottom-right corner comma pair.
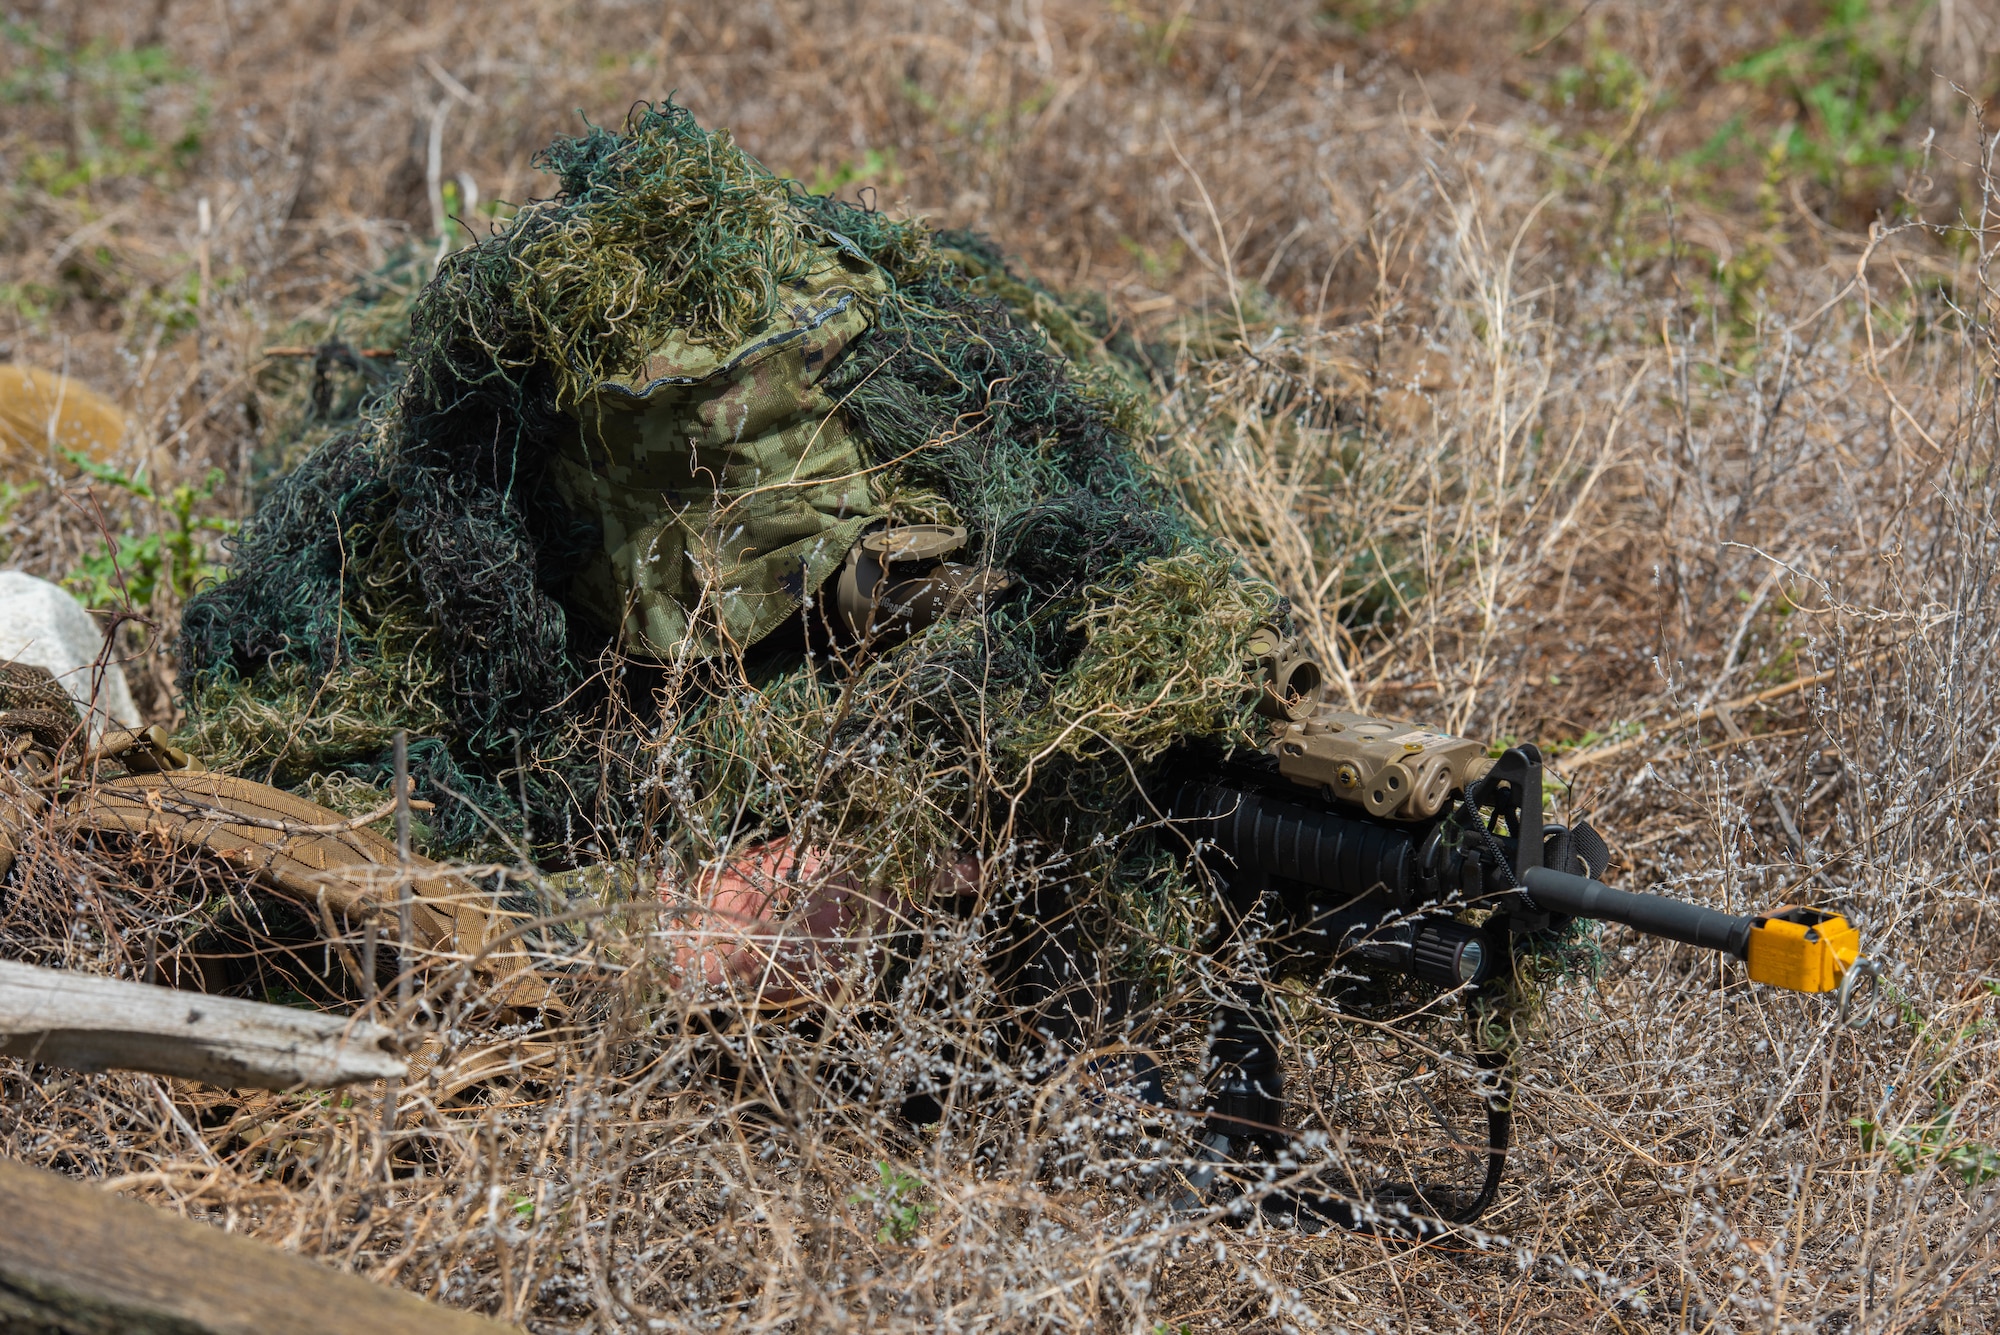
4,2 -> 2000,1331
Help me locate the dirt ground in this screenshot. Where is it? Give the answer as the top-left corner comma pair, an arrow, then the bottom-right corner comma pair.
3,3 -> 1998,1331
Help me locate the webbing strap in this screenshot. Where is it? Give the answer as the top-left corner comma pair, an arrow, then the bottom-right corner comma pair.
69,772 -> 554,1014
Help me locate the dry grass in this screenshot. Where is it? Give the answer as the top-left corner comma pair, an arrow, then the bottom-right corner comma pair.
4,2 -> 2000,1331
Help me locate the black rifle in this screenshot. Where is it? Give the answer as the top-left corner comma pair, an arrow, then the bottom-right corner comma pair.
1161,712 -> 1864,1235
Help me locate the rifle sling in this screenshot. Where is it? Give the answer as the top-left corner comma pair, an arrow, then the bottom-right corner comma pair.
66,771 -> 554,1015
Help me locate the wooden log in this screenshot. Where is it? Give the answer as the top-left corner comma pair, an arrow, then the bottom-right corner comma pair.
0,1158 -> 513,1333
0,959 -> 404,1090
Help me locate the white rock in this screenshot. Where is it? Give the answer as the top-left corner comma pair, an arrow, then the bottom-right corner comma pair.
0,570 -> 140,735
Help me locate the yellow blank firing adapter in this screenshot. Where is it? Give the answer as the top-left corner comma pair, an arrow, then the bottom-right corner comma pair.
1745,906 -> 1861,993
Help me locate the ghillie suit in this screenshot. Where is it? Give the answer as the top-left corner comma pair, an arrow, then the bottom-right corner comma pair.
178,103 -> 1277,928
155,108 -> 1786,1243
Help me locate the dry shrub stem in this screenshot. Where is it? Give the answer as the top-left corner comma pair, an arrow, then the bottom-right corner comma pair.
3,2 -> 2000,1331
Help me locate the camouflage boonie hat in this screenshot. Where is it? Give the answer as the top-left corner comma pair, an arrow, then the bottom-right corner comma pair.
555,244 -> 885,657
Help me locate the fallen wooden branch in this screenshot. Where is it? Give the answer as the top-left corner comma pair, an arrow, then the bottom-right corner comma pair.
1562,665 -> 1842,770
0,959 -> 404,1090
0,1158 -> 511,1334
260,343 -> 398,359
1564,640 -> 1914,772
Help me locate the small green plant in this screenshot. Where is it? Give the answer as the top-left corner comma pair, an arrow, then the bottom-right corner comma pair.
1111,0 -> 1197,65
62,452 -> 236,613
505,1189 -> 535,1221
1117,235 -> 1185,284
850,1161 -> 933,1244
0,280 -> 56,328
436,178 -> 495,252
132,268 -> 204,338
1717,0 -> 1923,216
1547,719 -> 1644,757
0,481 -> 40,564
1317,0 -> 1430,38
1853,1112 -> 2000,1187
1544,39 -> 1650,117
808,148 -> 903,198
314,1092 -> 356,1123
1339,541 -> 1425,631
259,982 -> 315,1010
1,22 -> 208,195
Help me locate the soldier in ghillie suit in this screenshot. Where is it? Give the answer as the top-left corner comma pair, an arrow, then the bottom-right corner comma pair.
176,101 -> 1281,1007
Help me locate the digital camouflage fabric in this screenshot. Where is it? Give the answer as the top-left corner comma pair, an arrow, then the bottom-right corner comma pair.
558,245 -> 883,657
178,101 -> 1279,900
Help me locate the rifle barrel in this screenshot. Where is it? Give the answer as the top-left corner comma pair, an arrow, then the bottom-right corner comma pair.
1521,867 -> 1751,957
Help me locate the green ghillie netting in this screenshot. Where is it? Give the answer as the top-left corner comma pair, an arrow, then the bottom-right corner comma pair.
249,248 -> 429,483
179,101 -> 1279,888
